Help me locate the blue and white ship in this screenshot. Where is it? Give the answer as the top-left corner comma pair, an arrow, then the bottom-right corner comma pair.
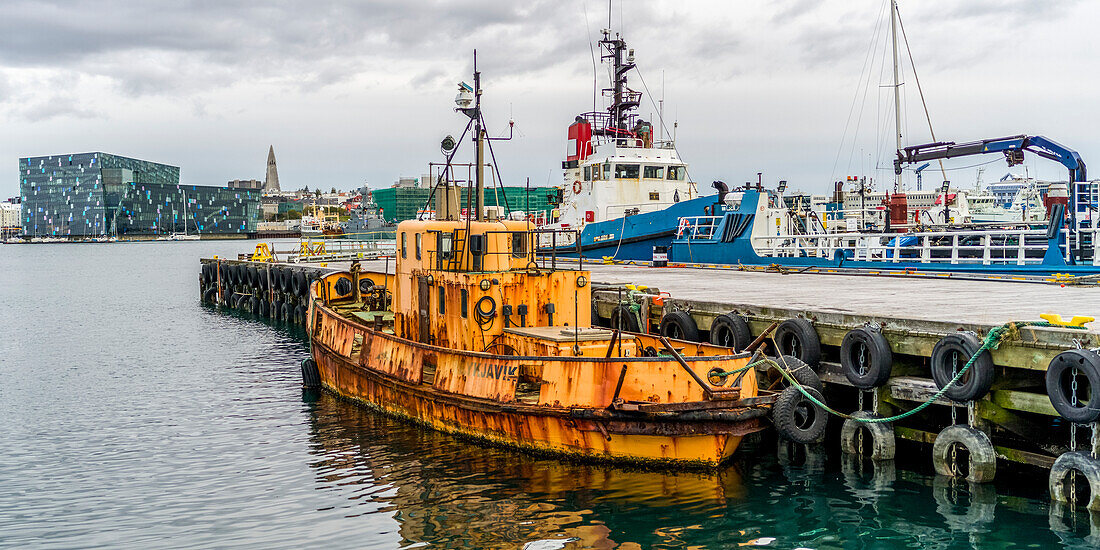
671,173 -> 1100,276
540,29 -> 713,258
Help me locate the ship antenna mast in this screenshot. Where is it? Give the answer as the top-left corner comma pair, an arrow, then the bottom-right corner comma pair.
890,0 -> 903,192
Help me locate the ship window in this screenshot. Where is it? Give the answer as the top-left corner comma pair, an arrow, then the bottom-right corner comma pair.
415,232 -> 422,260
667,166 -> 685,180
583,166 -> 591,181
615,164 -> 640,179
644,166 -> 664,179
602,164 -> 611,180
512,232 -> 527,258
649,192 -> 660,201
400,232 -> 407,258
439,232 -> 453,260
438,285 -> 445,314
460,289 -> 468,318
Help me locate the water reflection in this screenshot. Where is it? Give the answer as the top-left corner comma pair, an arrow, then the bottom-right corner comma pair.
304,393 -> 745,549
300,392 -> 1100,549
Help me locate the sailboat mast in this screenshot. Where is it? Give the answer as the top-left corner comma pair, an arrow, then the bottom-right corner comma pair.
890,0 -> 903,190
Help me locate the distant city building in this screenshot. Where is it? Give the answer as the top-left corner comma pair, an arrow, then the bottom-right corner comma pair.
264,146 -> 280,193
228,179 -> 263,190
19,152 -> 261,237
0,198 -> 20,239
372,185 -> 559,223
393,175 -> 431,188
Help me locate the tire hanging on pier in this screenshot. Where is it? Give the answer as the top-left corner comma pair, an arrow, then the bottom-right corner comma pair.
1045,349 -> 1100,423
772,385 -> 828,444
277,269 -> 289,293
709,312 -> 752,350
293,305 -> 305,325
774,318 -> 822,367
281,302 -> 292,322
659,310 -> 701,342
841,326 -> 893,389
930,332 -> 994,402
334,277 -> 353,297
293,271 -> 307,297
202,286 -> 217,304
768,355 -> 823,392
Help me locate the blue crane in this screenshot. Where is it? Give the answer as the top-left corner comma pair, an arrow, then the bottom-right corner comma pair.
894,134 -> 1086,182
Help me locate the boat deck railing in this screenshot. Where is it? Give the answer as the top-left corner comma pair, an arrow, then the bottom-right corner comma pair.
287,232 -> 397,263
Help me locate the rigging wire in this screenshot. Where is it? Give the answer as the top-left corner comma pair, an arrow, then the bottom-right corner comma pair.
582,1 -> 598,114
847,0 -> 891,180
831,0 -> 890,184
896,5 -> 948,185
635,66 -> 697,193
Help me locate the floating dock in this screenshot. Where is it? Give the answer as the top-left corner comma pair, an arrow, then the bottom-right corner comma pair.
199,254 -> 1100,509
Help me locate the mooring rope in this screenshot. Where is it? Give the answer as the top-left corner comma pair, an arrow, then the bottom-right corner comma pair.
763,320 -> 1085,424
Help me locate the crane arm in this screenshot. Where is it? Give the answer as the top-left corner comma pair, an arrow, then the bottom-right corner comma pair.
895,134 -> 1086,182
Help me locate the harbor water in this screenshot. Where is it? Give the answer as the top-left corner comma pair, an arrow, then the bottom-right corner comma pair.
1,241 -> 1097,549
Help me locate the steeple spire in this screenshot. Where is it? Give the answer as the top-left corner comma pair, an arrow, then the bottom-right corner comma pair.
264,145 -> 280,193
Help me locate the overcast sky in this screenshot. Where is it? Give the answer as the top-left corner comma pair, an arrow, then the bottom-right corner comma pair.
2,0 -> 1097,199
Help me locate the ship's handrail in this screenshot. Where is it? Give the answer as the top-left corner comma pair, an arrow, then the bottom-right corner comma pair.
676,216 -> 722,240
752,228 -> 1057,266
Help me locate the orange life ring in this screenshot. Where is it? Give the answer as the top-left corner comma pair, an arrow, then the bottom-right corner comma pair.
573,180 -> 583,194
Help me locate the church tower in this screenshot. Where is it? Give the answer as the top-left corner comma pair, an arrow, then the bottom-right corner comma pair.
263,145 -> 280,193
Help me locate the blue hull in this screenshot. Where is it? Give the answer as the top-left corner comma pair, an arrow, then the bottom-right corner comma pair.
547,196 -> 715,260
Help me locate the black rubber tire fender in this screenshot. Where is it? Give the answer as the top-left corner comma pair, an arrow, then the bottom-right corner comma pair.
1046,349 -> 1100,423
334,276 -> 353,297
293,305 -> 305,325
301,358 -> 321,388
281,302 -> 292,322
930,332 -> 995,402
609,304 -> 641,333
773,385 -> 829,444
709,313 -> 753,350
358,277 -> 374,294
275,269 -> 288,293
660,310 -> 701,342
774,318 -> 822,367
841,326 -> 894,389
202,286 -> 217,304
292,271 -> 306,297
249,296 -> 260,314
299,272 -> 311,296
776,355 -> 824,392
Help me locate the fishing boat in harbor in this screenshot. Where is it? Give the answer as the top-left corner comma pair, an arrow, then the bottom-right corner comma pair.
302,61 -> 798,468
538,26 -> 714,260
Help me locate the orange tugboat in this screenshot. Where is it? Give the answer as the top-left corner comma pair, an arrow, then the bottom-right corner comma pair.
302,59 -> 781,467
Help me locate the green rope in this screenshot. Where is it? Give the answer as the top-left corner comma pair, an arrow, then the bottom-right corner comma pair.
713,359 -> 767,378
771,320 -> 1086,424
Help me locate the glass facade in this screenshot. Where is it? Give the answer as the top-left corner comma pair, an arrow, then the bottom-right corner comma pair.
372,186 -> 560,223
19,152 -> 260,237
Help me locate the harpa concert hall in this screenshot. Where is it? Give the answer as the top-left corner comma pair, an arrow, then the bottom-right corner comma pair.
19,152 -> 260,238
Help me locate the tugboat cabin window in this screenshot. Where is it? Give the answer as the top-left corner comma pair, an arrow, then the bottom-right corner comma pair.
460,289 -> 468,318
615,164 -> 640,179
400,232 -> 407,258
415,233 -> 422,260
511,232 -> 527,258
643,166 -> 664,179
667,166 -> 685,181
583,166 -> 591,181
437,285 -> 445,314
602,163 -> 611,180
438,232 -> 453,260
649,192 -> 660,201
